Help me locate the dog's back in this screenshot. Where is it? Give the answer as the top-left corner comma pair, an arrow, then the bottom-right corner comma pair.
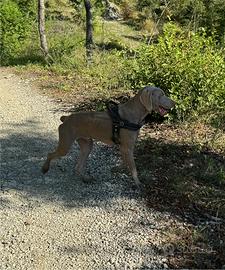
60,112 -> 114,145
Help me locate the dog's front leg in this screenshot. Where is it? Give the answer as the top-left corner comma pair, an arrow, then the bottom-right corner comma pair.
120,145 -> 141,187
76,138 -> 93,182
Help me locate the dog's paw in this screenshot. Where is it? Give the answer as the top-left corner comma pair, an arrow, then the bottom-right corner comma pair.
82,177 -> 95,184
41,165 -> 49,174
111,165 -> 126,174
80,174 -> 95,184
131,182 -> 145,193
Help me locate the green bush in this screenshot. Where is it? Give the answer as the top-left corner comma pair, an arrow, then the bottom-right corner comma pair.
15,0 -> 36,16
127,23 -> 225,120
0,0 -> 32,64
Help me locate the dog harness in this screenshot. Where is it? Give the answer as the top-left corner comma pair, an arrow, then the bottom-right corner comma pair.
106,101 -> 143,144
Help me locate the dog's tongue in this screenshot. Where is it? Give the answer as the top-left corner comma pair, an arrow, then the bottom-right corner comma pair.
159,106 -> 168,116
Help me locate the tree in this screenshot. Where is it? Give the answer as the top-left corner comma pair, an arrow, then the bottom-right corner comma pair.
38,0 -> 52,63
84,0 -> 93,63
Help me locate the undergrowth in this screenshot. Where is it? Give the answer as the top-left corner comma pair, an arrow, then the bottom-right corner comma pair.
10,19 -> 225,130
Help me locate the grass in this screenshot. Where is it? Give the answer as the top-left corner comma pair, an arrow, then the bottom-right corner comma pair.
95,19 -> 142,49
13,19 -> 139,99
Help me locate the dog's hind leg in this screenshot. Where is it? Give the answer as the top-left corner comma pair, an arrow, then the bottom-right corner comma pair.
42,124 -> 74,174
75,138 -> 93,181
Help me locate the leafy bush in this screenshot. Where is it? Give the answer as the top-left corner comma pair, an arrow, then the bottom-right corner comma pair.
0,0 -> 33,64
127,23 -> 225,120
15,0 -> 36,16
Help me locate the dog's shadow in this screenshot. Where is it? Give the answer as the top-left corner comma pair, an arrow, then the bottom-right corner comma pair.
1,119 -> 142,209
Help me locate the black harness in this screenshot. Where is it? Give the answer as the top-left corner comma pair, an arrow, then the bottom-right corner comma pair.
106,101 -> 144,144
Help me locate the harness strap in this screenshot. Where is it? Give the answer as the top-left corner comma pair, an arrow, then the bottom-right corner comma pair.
106,101 -> 143,144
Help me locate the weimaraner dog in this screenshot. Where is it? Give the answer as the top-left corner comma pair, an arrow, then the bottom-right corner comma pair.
42,86 -> 175,186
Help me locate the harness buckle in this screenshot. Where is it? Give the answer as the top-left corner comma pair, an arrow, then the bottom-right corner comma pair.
120,121 -> 124,127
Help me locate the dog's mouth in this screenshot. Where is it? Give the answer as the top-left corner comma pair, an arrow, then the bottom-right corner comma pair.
158,106 -> 169,116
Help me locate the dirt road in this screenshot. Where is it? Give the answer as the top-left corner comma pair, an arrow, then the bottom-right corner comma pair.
0,68 -> 178,269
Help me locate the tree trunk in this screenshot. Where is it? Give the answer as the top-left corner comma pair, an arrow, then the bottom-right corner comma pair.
84,0 -> 93,63
38,0 -> 52,63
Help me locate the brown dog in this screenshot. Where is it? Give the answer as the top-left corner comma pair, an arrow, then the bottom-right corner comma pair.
42,86 -> 175,186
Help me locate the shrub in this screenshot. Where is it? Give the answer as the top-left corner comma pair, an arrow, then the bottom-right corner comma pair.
127,23 -> 225,120
0,0 -> 32,64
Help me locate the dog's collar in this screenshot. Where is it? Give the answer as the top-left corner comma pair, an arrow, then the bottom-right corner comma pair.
106,101 -> 145,144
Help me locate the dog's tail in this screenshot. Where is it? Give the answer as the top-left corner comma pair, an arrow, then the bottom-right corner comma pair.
60,115 -> 67,122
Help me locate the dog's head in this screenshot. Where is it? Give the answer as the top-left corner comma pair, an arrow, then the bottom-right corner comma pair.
140,86 -> 175,116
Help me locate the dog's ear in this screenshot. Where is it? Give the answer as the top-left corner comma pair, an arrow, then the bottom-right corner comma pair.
139,88 -> 153,112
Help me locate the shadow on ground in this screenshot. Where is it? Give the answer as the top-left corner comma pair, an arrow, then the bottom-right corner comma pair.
0,119 -> 140,209
135,135 -> 225,269
2,52 -> 46,66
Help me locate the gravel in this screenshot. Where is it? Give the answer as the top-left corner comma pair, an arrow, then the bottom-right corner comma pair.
0,69 -> 177,269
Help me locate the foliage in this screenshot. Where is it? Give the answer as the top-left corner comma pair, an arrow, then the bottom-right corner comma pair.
168,0 -> 225,42
114,0 -> 225,42
127,23 -> 225,120
203,0 -> 225,44
14,0 -> 36,15
0,0 -> 34,64
1,0 -> 225,124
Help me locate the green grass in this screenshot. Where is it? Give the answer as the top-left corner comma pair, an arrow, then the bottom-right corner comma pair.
95,19 -> 142,49
14,19 -> 138,97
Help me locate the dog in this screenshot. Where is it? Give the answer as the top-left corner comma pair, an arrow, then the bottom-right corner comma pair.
42,86 -> 175,186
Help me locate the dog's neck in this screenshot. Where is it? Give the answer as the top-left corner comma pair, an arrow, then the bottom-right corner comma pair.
119,94 -> 150,125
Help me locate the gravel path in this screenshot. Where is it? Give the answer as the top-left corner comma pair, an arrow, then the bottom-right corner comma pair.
0,69 -> 175,269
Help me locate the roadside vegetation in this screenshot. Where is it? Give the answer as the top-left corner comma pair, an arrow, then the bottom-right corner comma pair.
1,0 -> 225,268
